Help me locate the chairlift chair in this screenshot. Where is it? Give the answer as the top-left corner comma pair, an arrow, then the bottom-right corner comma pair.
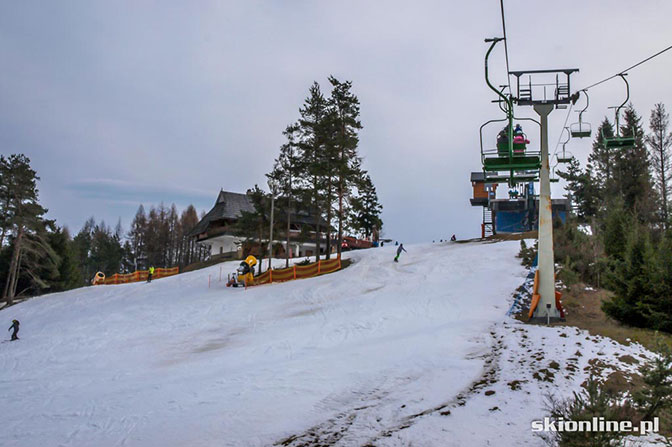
557,127 -> 573,163
480,38 -> 541,185
570,90 -> 592,138
602,74 -> 636,149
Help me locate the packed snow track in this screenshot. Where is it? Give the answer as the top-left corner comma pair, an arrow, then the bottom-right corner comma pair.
0,241 -> 527,446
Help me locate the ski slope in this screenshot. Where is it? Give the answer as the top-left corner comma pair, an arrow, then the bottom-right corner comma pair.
0,241 -> 551,446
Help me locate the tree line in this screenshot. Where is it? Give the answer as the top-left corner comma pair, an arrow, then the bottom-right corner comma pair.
1,77 -> 383,302
0,154 -> 208,305
236,76 -> 383,271
554,102 -> 672,332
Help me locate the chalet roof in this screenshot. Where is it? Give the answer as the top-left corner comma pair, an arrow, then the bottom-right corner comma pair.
186,191 -> 255,237
470,172 -> 486,182
187,190 -> 331,238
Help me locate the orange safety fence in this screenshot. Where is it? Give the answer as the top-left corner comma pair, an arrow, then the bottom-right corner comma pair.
102,266 -> 180,285
251,258 -> 342,287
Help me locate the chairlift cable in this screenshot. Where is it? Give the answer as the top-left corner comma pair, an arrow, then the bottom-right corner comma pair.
499,0 -> 512,96
552,103 -> 573,156
581,43 -> 672,91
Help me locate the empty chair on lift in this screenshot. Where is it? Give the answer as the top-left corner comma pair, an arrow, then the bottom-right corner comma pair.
602,74 -> 636,149
570,90 -> 592,138
570,121 -> 591,138
603,129 -> 636,149
557,127 -> 573,163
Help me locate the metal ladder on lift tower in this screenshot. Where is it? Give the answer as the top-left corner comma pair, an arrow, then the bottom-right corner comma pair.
482,208 -> 494,237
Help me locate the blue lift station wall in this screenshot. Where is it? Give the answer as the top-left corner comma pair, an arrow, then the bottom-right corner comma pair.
495,209 -> 567,233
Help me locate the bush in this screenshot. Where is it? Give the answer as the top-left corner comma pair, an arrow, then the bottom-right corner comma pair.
518,240 -> 537,268
540,376 -> 629,447
634,339 -> 672,420
553,218 -> 601,287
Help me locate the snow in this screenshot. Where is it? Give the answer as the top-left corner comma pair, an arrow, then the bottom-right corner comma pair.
578,224 -> 593,236
0,241 -> 664,446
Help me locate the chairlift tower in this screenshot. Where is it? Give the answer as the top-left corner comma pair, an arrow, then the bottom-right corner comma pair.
509,68 -> 578,323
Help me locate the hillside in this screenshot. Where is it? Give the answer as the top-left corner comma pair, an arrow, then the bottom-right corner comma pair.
0,241 -> 662,446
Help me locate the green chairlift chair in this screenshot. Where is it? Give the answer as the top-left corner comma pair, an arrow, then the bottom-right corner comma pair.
569,90 -> 592,139
602,74 -> 636,149
557,127 -> 573,163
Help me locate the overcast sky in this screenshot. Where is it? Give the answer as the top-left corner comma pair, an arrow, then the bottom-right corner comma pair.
1,1 -> 672,243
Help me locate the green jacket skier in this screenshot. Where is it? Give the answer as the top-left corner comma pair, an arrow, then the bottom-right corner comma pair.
147,266 -> 155,283
394,244 -> 407,262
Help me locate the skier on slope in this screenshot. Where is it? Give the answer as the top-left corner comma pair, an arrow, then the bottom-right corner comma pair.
147,266 -> 155,283
8,319 -> 19,341
394,244 -> 407,263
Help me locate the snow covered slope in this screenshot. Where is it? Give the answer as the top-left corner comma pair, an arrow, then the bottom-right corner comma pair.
0,241 -> 555,446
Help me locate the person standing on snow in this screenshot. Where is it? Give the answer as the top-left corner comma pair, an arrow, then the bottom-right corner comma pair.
8,319 -> 19,341
147,266 -> 155,283
394,244 -> 407,263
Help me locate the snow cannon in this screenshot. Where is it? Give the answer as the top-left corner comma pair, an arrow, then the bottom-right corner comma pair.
226,255 -> 258,288
92,271 -> 106,285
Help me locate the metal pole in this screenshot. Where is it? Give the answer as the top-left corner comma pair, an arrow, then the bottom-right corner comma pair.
532,103 -> 561,322
268,193 -> 275,272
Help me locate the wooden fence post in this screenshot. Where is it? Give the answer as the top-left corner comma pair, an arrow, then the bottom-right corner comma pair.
293,265 -> 296,280
317,260 -> 321,274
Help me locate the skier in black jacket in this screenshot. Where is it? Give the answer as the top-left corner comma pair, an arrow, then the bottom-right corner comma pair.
8,320 -> 19,341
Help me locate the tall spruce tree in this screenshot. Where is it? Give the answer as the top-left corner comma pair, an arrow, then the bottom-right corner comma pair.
350,172 -> 383,240
48,226 -> 82,291
296,82 -> 330,261
128,205 -> 147,270
645,103 -> 672,229
557,156 -> 599,221
603,223 -> 659,328
268,124 -> 301,267
587,118 -> 617,213
235,185 -> 270,274
617,105 -> 657,222
327,76 -> 363,259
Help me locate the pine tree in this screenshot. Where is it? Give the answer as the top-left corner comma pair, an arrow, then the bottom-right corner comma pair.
0,155 -> 12,247
72,217 -> 95,283
617,105 -> 657,223
350,172 -> 383,240
128,205 -> 147,270
602,201 -> 629,261
180,205 -> 200,266
296,82 -> 330,262
327,76 -> 363,259
1,154 -> 52,303
235,185 -> 270,274
587,118 -> 617,211
268,124 -> 301,267
645,103 -> 672,229
557,156 -> 599,221
634,341 -> 672,419
48,227 -> 82,291
603,222 -> 658,328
